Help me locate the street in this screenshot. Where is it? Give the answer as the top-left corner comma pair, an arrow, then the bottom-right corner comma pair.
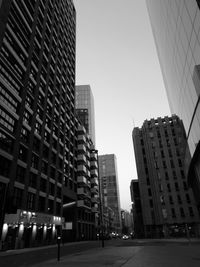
1,239 -> 200,267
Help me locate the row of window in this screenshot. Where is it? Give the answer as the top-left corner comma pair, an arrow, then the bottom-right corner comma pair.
0,108 -> 16,132
13,187 -> 61,215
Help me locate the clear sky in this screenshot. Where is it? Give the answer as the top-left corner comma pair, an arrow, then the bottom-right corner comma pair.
74,0 -> 171,211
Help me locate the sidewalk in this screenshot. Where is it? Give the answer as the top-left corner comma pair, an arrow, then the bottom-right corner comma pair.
31,242 -> 200,267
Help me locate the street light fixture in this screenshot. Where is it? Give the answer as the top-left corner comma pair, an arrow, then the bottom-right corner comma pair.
91,149 -> 104,248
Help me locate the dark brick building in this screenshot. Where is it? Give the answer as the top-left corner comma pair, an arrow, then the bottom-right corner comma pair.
132,115 -> 200,238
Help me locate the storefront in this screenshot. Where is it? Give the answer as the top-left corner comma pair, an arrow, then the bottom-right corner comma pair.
1,209 -> 64,250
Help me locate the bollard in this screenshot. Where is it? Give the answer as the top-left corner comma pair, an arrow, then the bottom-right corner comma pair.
57,236 -> 61,261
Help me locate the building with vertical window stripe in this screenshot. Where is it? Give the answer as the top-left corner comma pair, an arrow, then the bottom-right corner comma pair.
132,115 -> 200,238
0,0 -> 77,249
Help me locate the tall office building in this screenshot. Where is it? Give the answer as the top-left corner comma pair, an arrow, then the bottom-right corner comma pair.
132,115 -> 200,238
0,0 -> 77,249
75,85 -> 96,146
98,154 -> 122,233
146,0 -> 200,209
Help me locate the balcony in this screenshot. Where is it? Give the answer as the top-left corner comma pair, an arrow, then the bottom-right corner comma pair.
86,169 -> 91,178
91,169 -> 98,178
77,188 -> 91,199
77,165 -> 87,174
77,144 -> 86,153
91,205 -> 99,213
91,196 -> 98,203
90,161 -> 98,169
77,154 -> 86,163
91,186 -> 98,194
78,125 -> 86,134
77,200 -> 91,209
91,177 -> 98,186
77,176 -> 87,186
77,135 -> 86,143
90,152 -> 97,160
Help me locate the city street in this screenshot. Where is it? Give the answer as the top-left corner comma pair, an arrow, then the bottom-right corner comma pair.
1,239 -> 200,267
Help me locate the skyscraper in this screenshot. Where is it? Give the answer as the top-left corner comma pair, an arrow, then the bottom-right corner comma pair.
146,0 -> 200,209
75,85 -> 96,146
0,0 -> 77,249
98,154 -> 122,234
132,115 -> 200,238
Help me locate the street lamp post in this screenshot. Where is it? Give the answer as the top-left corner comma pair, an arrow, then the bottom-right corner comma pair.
93,149 -> 104,248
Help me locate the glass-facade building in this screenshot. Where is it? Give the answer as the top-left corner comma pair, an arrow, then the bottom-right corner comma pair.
146,0 -> 200,208
98,154 -> 122,233
75,85 -> 96,146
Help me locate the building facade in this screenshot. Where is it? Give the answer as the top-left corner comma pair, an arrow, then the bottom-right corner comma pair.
98,154 -> 122,234
146,0 -> 200,209
130,179 -> 144,238
75,123 -> 99,241
0,0 -> 77,250
75,85 -> 96,146
121,209 -> 134,236
132,115 -> 200,238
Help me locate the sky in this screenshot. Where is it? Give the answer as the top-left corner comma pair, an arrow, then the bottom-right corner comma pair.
74,0 -> 171,211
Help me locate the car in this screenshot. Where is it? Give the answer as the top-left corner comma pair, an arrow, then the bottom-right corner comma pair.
122,235 -> 129,240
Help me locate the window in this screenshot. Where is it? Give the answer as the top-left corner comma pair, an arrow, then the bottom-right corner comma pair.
197,0 -> 200,9
0,130 -> 13,153
189,207 -> 194,217
178,159 -> 182,167
180,207 -> 185,218
165,172 -> 169,180
163,161 -> 167,169
0,108 -> 15,132
38,196 -> 45,212
170,159 -> 174,168
27,192 -> 35,210
171,208 -> 176,218
18,145 -> 27,162
167,183 -> 171,192
180,170 -> 185,179
0,156 -> 10,177
29,172 -> 37,189
16,165 -> 25,183
48,199 -> 54,213
186,194 -> 191,204
49,182 -> 55,196
159,184 -> 163,192
148,188 -> 152,196
21,127 -> 29,143
13,187 -> 23,208
31,154 -> 39,169
149,199 -> 153,208
177,195 -> 182,204
40,178 -> 47,192
173,170 -> 177,180
175,182 -> 179,192
183,181 -> 188,190
169,196 -> 173,204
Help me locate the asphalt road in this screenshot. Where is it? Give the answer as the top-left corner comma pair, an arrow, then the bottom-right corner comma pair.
0,240 -> 104,267
0,239 -> 200,267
